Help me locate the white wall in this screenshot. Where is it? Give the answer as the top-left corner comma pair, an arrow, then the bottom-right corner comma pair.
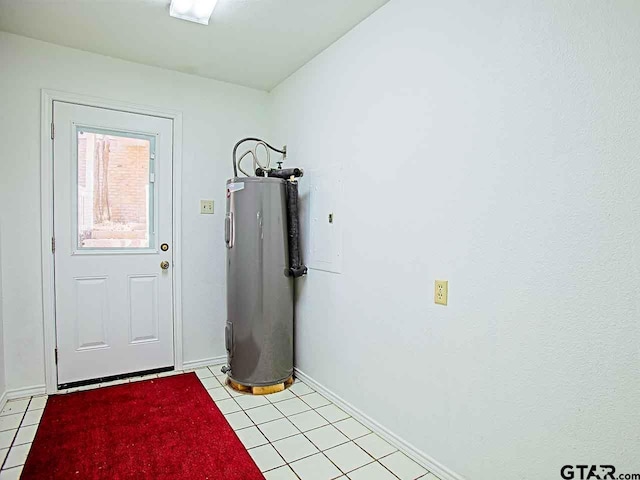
0,32 -> 270,390
0,225 -> 6,401
269,0 -> 640,479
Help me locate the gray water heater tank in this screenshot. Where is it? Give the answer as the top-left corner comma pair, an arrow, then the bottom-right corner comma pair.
224,177 -> 294,387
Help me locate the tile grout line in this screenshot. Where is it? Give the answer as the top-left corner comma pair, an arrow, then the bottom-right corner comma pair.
215,380 -> 311,478
234,393 -> 368,442
188,370 -> 418,480
294,396 -> 406,480
208,377 -> 293,475
273,396 -> 404,479
203,373 -> 427,480
0,396 -> 32,472
233,393 -> 395,478
212,378 -> 367,474
291,387 -> 428,479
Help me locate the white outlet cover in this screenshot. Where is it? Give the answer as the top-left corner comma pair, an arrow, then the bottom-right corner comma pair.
200,200 -> 214,214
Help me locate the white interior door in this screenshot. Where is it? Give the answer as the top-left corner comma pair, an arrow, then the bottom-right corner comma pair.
53,101 -> 174,387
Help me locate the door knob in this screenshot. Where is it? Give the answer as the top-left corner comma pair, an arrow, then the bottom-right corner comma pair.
160,261 -> 170,270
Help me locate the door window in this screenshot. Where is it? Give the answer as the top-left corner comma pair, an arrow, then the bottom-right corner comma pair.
75,127 -> 156,250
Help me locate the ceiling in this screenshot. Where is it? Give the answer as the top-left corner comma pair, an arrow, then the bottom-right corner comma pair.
0,0 -> 389,91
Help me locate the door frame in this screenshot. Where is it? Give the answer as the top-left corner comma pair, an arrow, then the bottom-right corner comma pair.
40,89 -> 184,394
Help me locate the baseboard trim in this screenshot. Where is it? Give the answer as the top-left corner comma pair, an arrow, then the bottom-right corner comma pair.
6,385 -> 47,401
182,355 -> 227,371
294,368 -> 466,480
0,390 -> 7,413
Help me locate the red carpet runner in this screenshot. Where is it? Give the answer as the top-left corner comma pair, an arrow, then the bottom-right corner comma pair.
22,373 -> 265,479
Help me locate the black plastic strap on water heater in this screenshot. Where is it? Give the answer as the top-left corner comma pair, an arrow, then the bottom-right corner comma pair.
254,166 -> 306,277
255,167 -> 304,179
284,180 -> 307,278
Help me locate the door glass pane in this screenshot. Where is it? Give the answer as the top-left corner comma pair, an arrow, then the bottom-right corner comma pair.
76,127 -> 155,250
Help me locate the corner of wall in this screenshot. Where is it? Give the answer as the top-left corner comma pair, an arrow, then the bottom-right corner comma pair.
0,222 -> 7,410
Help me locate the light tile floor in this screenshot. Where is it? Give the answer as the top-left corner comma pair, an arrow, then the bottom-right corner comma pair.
0,364 -> 437,480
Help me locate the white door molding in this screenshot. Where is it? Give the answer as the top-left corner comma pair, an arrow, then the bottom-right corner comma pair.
40,89 -> 184,394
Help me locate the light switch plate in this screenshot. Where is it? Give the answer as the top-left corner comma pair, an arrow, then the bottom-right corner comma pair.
435,280 -> 448,305
200,200 -> 214,214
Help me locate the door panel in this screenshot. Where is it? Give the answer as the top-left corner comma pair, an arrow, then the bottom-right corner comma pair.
128,274 -> 159,344
74,277 -> 109,350
53,101 -> 174,386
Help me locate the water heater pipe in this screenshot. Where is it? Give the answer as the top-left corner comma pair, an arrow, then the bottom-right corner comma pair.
232,137 -> 286,177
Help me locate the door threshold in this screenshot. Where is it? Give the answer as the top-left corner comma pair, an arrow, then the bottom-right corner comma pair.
58,366 -> 174,390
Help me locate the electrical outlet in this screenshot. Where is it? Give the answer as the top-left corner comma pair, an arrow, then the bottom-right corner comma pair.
435,280 -> 448,305
200,200 -> 214,214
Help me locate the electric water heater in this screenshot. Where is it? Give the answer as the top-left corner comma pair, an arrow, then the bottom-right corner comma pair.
223,138 -> 306,389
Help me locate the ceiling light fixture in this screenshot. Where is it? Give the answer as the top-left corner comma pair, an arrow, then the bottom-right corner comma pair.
169,0 -> 219,25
